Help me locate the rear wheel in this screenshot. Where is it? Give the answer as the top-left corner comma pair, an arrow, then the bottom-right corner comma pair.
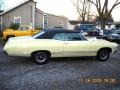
32,51 -> 50,65
97,49 -> 110,61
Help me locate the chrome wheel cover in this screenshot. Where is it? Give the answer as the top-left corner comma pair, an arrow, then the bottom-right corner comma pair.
35,52 -> 47,63
99,50 -> 108,60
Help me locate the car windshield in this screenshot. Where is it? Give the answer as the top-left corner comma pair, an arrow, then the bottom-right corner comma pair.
112,30 -> 120,34
32,31 -> 45,38
103,30 -> 113,35
18,26 -> 29,31
79,24 -> 96,31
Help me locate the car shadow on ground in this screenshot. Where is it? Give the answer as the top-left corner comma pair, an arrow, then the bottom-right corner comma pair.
1,55 -> 97,66
51,57 -> 96,62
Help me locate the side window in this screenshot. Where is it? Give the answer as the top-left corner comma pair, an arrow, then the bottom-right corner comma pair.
71,33 -> 82,40
24,27 -> 29,30
62,33 -> 87,41
52,33 -> 64,41
19,27 -> 23,30
62,33 -> 72,41
52,32 -> 87,41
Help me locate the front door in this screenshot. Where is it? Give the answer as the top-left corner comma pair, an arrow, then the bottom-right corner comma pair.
62,32 -> 91,57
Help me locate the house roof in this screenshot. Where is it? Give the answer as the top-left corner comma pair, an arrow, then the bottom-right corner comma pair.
0,0 -> 36,15
0,0 -> 67,20
45,13 -> 67,19
35,8 -> 44,15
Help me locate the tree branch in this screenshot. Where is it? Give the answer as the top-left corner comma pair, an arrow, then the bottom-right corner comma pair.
0,0 -> 5,10
88,0 -> 97,7
109,0 -> 120,15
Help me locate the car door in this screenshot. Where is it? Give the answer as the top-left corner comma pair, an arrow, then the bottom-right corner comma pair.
63,32 -> 91,57
52,33 -> 64,57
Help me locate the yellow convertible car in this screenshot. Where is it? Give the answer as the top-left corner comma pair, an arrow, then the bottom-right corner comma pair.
4,29 -> 118,65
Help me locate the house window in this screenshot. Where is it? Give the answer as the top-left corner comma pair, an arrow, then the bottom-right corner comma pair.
44,19 -> 48,26
58,21 -> 63,27
44,15 -> 48,26
14,17 -> 21,26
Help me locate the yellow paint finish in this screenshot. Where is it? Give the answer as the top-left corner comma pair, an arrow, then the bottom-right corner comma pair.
2,29 -> 40,40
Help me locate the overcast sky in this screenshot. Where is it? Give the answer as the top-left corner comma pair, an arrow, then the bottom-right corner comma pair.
5,0 -> 120,21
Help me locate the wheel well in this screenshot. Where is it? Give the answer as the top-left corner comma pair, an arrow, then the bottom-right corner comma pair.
31,50 -> 51,57
98,47 -> 112,53
6,35 -> 15,41
7,35 -> 15,37
6,35 -> 15,39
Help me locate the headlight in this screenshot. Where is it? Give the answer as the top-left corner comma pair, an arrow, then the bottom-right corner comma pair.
116,45 -> 119,50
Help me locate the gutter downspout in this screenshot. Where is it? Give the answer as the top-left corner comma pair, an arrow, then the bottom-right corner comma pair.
0,15 -> 2,31
42,13 -> 45,29
32,3 -> 35,30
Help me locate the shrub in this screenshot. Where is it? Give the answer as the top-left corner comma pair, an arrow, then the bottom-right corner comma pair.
35,26 -> 43,30
9,23 -> 20,30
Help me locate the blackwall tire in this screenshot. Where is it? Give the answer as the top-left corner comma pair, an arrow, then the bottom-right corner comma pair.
97,49 -> 110,61
32,51 -> 50,65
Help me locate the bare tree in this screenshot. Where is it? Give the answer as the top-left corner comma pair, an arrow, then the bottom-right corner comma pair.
71,0 -> 91,22
0,0 -> 5,11
88,0 -> 120,29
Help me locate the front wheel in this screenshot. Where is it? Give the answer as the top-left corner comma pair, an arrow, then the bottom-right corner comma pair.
96,49 -> 110,61
32,52 -> 50,65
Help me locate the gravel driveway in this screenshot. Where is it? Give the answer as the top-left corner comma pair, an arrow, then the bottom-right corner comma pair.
0,44 -> 120,90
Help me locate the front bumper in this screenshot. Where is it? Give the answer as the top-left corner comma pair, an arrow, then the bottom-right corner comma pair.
114,49 -> 118,53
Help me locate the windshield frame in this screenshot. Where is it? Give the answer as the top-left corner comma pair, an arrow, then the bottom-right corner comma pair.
32,31 -> 45,39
